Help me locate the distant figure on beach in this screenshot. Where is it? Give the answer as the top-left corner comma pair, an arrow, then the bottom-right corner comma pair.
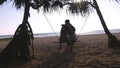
59,19 -> 76,51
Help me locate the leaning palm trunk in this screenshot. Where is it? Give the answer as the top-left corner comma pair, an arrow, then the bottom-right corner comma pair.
93,0 -> 112,37
93,0 -> 120,47
0,2 -> 34,63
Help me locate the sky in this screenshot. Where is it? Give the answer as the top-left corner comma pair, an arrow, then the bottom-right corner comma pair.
0,0 -> 120,35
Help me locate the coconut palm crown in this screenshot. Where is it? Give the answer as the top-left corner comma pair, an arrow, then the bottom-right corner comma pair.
0,0 -> 119,20
0,0 -> 105,16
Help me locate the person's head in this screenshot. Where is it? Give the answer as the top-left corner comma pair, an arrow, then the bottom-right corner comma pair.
65,19 -> 70,24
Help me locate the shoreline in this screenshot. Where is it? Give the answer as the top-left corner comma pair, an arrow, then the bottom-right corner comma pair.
0,32 -> 120,40
0,32 -> 120,39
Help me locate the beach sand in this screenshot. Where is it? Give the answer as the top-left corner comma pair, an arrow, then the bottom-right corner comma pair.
0,33 -> 120,68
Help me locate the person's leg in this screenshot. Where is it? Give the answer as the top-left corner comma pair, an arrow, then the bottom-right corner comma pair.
70,43 -> 73,52
59,42 -> 62,50
66,42 -> 70,51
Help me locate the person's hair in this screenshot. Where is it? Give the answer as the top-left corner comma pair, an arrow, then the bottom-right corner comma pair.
65,19 -> 70,24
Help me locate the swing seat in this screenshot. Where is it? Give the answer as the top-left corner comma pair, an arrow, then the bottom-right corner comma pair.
59,34 -> 77,43
59,36 -> 67,43
66,34 -> 77,42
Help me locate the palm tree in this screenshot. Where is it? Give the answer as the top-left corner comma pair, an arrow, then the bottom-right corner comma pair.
0,0 -> 61,63
0,0 -> 34,63
0,0 -> 70,63
92,0 -> 120,48
67,0 -> 120,47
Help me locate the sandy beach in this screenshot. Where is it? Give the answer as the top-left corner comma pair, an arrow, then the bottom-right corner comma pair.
0,33 -> 120,68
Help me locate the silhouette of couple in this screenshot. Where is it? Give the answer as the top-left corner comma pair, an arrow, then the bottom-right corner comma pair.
59,19 -> 76,52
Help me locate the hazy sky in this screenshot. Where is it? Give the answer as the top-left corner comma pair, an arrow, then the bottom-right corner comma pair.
0,0 -> 120,35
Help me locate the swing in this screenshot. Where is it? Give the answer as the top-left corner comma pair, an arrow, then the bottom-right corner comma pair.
42,12 -> 89,42
43,12 -> 89,51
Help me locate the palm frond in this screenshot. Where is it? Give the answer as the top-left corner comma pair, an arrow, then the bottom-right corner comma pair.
67,1 -> 93,16
0,0 -> 7,5
13,0 -> 25,9
52,1 -> 63,8
31,0 -> 76,13
42,0 -> 51,12
13,0 -> 32,9
41,0 -> 64,13
115,0 -> 120,3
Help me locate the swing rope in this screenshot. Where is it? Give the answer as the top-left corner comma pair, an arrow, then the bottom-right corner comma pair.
43,12 -> 59,40
80,15 -> 89,33
43,12 -> 89,41
76,15 -> 90,38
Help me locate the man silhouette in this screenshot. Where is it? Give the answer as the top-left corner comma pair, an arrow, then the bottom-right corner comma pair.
59,19 -> 76,51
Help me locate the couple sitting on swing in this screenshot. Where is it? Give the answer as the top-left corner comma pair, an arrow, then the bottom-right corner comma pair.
59,19 -> 77,52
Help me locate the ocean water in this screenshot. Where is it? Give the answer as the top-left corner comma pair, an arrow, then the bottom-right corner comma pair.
0,29 -> 120,39
0,35 -> 13,39
0,33 -> 97,39
0,33 -> 60,39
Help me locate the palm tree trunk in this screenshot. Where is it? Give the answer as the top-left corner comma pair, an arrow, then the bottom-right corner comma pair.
22,2 -> 30,24
93,0 -> 112,38
0,1 -> 34,64
93,0 -> 120,47
18,2 -> 31,59
15,1 -> 34,59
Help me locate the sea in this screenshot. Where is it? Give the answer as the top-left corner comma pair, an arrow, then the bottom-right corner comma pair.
0,33 -> 60,39
0,29 -> 120,39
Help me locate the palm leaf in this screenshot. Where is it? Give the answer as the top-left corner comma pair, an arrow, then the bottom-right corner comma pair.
40,0 -> 62,13
13,0 -> 25,9
67,1 -> 93,16
42,0 -> 51,12
0,0 -> 7,5
13,0 -> 33,9
115,0 -> 120,2
51,1 -> 63,10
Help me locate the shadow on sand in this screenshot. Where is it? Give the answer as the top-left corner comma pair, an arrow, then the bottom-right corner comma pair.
38,51 -> 76,68
0,59 -> 27,68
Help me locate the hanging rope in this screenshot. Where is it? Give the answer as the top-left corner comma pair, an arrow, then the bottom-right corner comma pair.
76,15 -> 90,38
42,12 -> 89,41
42,12 -> 59,40
80,15 -> 90,33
